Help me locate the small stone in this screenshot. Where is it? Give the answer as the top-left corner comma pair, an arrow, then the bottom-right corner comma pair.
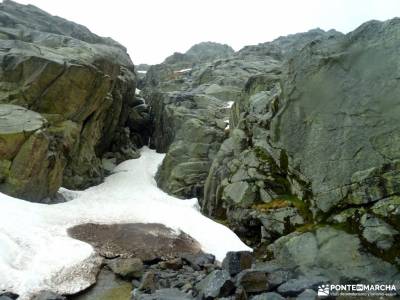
222,251 -> 253,276
266,270 -> 292,289
204,263 -> 217,273
132,279 -> 141,288
234,287 -> 248,300
197,270 -> 235,299
360,214 -> 398,250
159,258 -> 183,270
277,276 -> 327,296
133,288 -> 191,300
181,283 -> 193,292
157,278 -> 170,289
107,257 -> 144,278
139,271 -> 157,293
182,252 -> 215,270
32,291 -> 66,300
223,181 -> 257,207
236,270 -> 269,293
258,207 -> 304,236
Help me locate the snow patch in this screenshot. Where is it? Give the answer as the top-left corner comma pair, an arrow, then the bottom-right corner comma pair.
175,68 -> 192,73
135,88 -> 141,95
225,101 -> 234,108
0,147 -> 250,299
137,70 -> 147,74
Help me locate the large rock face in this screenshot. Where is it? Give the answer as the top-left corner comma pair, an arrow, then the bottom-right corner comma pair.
271,20 -> 400,215
143,41 -> 283,199
200,19 -> 400,282
0,104 -> 64,200
162,42 -> 234,69
0,1 -> 148,201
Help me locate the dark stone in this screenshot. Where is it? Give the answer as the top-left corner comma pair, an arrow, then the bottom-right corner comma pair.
182,253 -> 215,270
234,287 -> 248,300
266,270 -> 292,289
222,251 -> 254,276
32,291 -> 66,300
0,293 -> 19,300
236,270 -> 269,293
107,257 -> 144,278
197,270 -> 235,299
277,276 -> 327,296
139,271 -> 157,293
159,258 -> 183,270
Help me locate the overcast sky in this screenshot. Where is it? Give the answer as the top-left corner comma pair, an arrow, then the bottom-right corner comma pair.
9,0 -> 400,65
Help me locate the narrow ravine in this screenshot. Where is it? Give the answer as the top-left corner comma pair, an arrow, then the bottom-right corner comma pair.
1,1 -> 400,300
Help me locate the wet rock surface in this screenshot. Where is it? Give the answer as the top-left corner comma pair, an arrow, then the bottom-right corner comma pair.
70,269 -> 131,300
67,223 -> 202,261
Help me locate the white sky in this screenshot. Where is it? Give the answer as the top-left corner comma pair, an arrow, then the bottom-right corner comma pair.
7,0 -> 400,65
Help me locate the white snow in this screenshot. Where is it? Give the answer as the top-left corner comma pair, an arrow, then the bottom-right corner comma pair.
175,68 -> 192,73
135,88 -> 141,95
225,101 -> 235,108
0,147 -> 250,299
137,70 -> 147,74
224,119 -> 230,130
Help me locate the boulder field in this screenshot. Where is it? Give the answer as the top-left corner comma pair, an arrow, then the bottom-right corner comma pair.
0,0 -> 399,299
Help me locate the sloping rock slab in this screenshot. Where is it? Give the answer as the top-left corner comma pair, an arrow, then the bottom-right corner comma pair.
68,223 -> 202,261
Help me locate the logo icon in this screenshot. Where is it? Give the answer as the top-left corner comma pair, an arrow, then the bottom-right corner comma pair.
318,284 -> 330,296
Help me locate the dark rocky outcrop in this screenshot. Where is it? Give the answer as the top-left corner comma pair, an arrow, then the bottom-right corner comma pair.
0,0 -> 150,201
142,18 -> 400,291
142,40 -> 282,199
200,18 -> 400,285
